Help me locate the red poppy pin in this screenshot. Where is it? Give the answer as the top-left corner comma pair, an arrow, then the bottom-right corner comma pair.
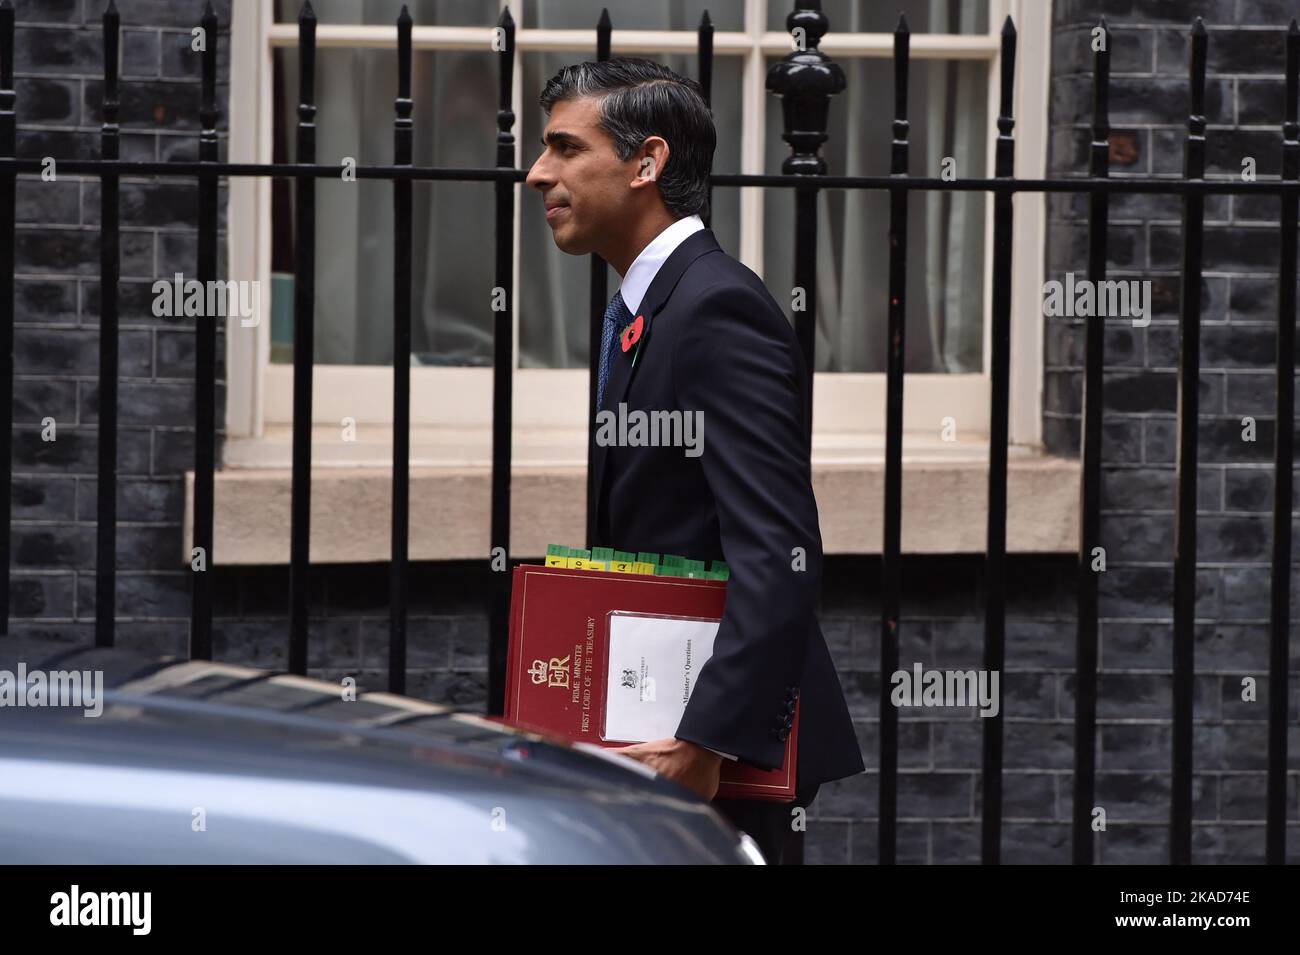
620,314 -> 645,353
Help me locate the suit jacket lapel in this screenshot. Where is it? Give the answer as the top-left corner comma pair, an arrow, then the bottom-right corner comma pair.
591,228 -> 722,541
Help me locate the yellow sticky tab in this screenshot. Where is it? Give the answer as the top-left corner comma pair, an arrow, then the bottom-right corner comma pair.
566,557 -> 589,569
611,560 -> 634,574
586,561 -> 606,571
545,555 -> 566,567
632,562 -> 656,575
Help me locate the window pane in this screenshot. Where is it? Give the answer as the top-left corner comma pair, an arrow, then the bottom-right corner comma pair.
763,56 -> 989,374
524,0 -> 744,31
273,44 -> 499,366
275,0 -> 494,26
767,0 -> 989,34
272,43 -> 741,369
518,52 -> 742,369
276,0 -> 748,29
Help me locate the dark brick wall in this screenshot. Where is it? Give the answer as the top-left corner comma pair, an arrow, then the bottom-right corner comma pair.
7,0 -> 1298,865
11,0 -> 230,643
1042,0 -> 1300,864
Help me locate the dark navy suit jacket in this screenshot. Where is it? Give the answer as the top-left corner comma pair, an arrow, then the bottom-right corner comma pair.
592,227 -> 865,789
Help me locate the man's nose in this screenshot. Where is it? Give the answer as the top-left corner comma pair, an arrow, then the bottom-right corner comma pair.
525,155 -> 550,192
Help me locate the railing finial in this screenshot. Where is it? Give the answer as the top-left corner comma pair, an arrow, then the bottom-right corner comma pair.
766,1 -> 845,175
596,7 -> 611,61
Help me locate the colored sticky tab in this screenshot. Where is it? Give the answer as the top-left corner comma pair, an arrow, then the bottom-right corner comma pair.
683,559 -> 706,575
544,554 -> 566,567
611,560 -> 634,573
637,551 -> 660,566
709,560 -> 730,580
613,550 -> 636,563
546,543 -> 568,557
585,560 -> 606,572
632,562 -> 656,575
591,547 -> 614,564
661,554 -> 685,567
565,557 -> 590,569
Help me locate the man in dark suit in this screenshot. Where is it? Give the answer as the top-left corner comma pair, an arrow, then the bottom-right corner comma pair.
526,57 -> 863,865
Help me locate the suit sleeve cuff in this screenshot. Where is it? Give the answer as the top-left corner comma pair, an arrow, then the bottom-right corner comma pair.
677,736 -> 738,761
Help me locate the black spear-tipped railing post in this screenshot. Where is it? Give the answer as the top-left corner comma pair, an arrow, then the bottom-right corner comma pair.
981,14 -> 1016,866
879,12 -> 909,868
288,1 -> 317,674
389,4 -> 413,694
1073,16 -> 1110,866
1171,16 -> 1207,867
878,11 -> 909,867
96,0 -> 120,648
0,0 -> 14,637
191,0 -> 219,660
698,10 -> 714,230
487,5 -> 516,716
585,7 -> 612,546
767,0 -> 845,447
1266,18 -> 1298,867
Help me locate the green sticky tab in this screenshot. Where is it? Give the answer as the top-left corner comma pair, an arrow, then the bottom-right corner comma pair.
683,559 -> 706,575
637,551 -> 660,566
591,547 -> 615,563
709,560 -> 730,580
570,548 -> 591,561
613,550 -> 637,563
546,543 -> 568,557
661,554 -> 686,568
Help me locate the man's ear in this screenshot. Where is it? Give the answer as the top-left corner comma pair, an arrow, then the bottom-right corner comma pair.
630,135 -> 670,190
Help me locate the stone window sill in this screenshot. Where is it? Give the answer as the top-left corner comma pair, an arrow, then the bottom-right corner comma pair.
184,427 -> 1080,564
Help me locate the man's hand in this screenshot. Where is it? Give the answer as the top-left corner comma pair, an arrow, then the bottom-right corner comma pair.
617,737 -> 723,800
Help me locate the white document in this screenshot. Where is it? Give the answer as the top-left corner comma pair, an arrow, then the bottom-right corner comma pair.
602,612 -> 720,743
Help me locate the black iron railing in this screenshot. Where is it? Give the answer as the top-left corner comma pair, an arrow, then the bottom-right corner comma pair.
0,0 -> 1294,867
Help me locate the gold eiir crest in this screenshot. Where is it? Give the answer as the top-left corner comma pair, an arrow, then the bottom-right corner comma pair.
529,655 -> 571,688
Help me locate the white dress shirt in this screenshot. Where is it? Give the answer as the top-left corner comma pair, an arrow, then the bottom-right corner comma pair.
617,213 -> 705,313
615,214 -> 738,764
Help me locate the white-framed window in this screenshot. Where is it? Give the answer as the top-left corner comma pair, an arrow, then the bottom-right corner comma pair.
224,0 -> 1051,470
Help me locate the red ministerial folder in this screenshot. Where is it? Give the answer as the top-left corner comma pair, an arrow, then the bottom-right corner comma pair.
503,563 -> 799,802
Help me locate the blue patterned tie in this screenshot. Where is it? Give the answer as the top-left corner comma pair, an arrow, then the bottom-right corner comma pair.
597,289 -> 631,410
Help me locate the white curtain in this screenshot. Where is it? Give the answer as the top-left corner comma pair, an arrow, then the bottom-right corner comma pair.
276,0 -> 984,373
924,0 -> 987,372
762,0 -> 987,373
